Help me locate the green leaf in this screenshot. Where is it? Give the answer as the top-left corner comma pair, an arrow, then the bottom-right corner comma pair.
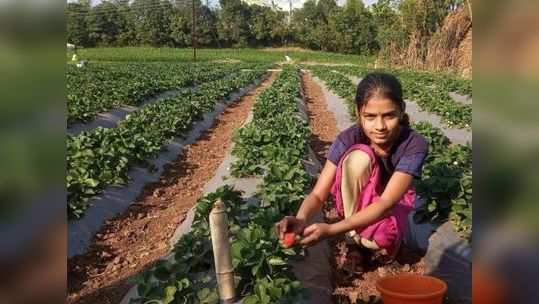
163,285 -> 177,304
281,248 -> 296,255
243,295 -> 259,304
197,288 -> 210,300
267,257 -> 287,266
84,178 -> 99,187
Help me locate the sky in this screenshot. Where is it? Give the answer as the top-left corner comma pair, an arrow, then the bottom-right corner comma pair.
84,0 -> 379,11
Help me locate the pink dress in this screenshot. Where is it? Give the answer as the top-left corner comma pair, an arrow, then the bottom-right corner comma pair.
330,144 -> 416,256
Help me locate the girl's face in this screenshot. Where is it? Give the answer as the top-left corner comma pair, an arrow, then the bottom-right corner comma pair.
358,96 -> 402,147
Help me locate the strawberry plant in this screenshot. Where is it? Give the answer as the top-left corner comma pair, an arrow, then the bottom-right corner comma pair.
413,121 -> 472,240
131,182 -> 305,303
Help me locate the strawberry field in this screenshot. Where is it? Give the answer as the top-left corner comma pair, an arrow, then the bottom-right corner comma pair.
67,63 -> 270,219
67,48 -> 472,304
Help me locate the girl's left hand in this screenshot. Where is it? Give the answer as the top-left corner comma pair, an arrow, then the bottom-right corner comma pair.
300,223 -> 333,247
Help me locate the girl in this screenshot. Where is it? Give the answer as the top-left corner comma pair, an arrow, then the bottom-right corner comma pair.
275,72 -> 428,261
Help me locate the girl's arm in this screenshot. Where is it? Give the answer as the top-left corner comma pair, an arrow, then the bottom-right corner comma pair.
300,171 -> 414,245
296,160 -> 337,221
275,161 -> 336,239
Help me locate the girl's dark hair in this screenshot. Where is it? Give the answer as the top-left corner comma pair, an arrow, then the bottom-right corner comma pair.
355,72 -> 410,127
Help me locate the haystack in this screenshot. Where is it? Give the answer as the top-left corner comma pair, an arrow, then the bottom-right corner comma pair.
425,4 -> 472,77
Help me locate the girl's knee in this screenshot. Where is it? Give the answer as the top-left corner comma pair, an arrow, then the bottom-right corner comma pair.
342,149 -> 371,170
342,150 -> 371,176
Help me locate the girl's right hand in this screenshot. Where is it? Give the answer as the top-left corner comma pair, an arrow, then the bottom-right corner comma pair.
275,216 -> 306,240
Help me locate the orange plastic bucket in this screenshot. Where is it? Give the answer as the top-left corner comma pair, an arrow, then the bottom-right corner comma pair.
376,274 -> 448,304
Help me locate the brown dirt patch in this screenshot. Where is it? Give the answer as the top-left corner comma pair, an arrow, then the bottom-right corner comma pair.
301,72 -> 340,162
301,72 -> 426,304
67,72 -> 278,304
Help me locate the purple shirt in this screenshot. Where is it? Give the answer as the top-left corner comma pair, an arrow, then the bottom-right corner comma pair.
327,125 -> 428,184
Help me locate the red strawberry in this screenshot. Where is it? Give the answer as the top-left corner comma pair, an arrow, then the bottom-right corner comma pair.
282,232 -> 296,248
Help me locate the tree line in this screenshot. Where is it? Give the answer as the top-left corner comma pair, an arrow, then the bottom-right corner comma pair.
67,0 -> 464,56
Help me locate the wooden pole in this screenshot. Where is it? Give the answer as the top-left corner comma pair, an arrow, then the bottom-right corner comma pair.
209,199 -> 235,302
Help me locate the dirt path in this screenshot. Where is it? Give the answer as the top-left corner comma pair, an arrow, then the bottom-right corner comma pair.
301,72 -> 426,304
67,72 -> 277,304
302,72 -> 340,162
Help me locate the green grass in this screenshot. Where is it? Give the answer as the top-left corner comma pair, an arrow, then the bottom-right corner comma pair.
76,47 -> 374,65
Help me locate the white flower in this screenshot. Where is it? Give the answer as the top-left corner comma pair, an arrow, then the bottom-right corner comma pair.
453,161 -> 458,165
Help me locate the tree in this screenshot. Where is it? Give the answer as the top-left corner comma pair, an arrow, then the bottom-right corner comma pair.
131,0 -> 172,46
169,9 -> 191,46
371,0 -> 404,57
113,0 -> 137,46
290,0 -> 319,49
317,0 -> 338,22
217,0 -> 252,47
86,1 -> 123,46
249,4 -> 286,46
326,0 -> 376,54
67,0 -> 91,46
196,4 -> 220,46
345,0 -> 365,15
65,0 -> 418,56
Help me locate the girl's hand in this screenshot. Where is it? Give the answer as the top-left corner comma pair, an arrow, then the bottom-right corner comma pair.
275,216 -> 306,240
300,223 -> 333,247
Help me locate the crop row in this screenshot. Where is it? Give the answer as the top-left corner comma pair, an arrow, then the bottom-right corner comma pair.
334,65 -> 471,97
311,66 -> 472,129
413,121 -> 472,240
67,66 -> 268,219
67,62 -> 247,124
130,66 -> 312,304
309,66 -> 357,118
